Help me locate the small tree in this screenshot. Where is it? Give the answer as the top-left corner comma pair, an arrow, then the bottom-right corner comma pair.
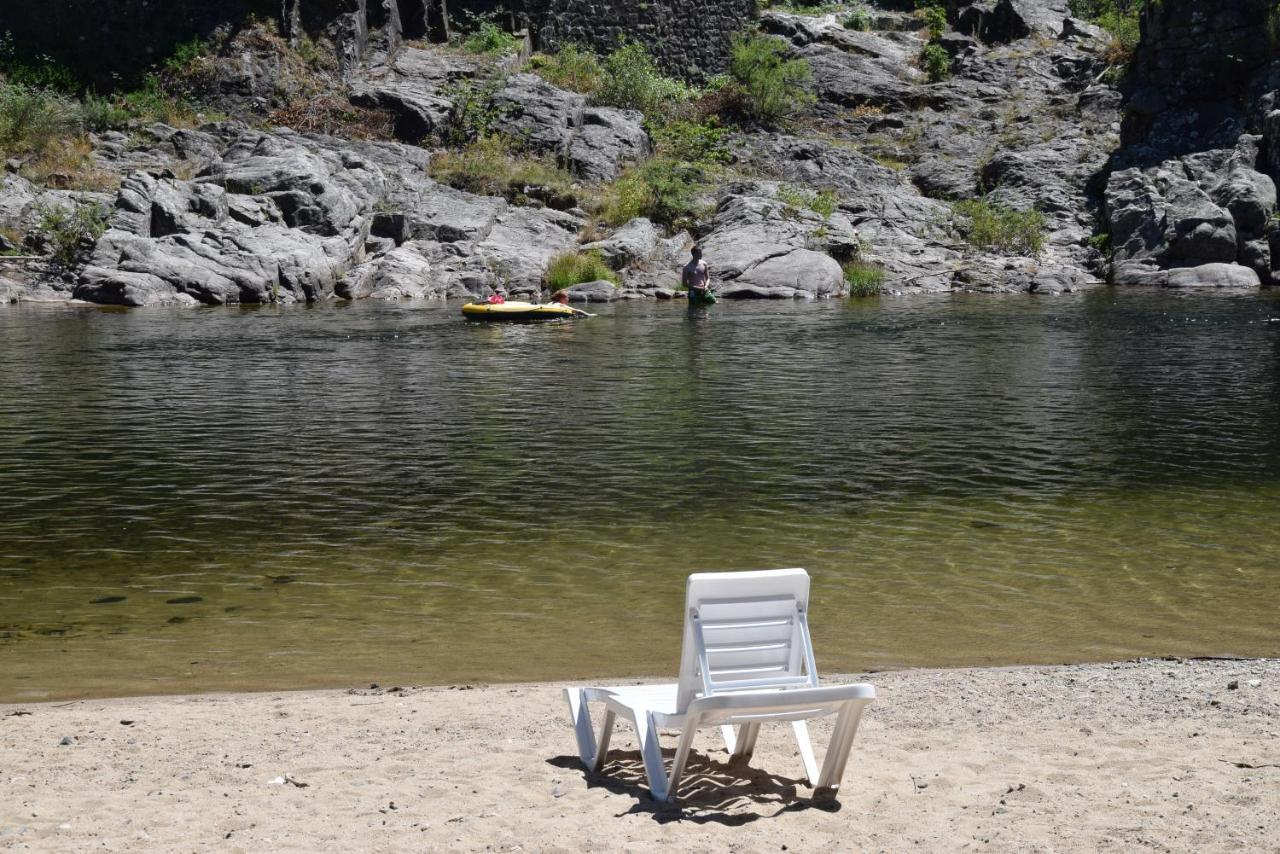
727,33 -> 814,127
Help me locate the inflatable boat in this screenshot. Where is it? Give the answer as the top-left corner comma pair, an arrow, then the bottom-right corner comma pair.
461,301 -> 586,321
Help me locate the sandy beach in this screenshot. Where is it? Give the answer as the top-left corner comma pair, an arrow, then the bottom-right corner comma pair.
1,658 -> 1277,852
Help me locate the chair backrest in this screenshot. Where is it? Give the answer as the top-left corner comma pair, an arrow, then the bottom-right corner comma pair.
675,568 -> 820,711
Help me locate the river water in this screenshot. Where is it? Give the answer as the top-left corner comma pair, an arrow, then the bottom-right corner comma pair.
2,291 -> 1279,701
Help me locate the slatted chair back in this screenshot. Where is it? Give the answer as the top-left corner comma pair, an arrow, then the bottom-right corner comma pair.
675,568 -> 819,711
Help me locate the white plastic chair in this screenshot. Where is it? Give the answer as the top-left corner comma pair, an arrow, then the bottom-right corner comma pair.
564,568 -> 875,802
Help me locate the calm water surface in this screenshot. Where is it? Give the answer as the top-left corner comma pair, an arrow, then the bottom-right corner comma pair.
2,291 -> 1279,701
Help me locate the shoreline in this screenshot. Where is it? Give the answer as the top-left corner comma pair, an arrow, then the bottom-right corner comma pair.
3,658 -> 1276,851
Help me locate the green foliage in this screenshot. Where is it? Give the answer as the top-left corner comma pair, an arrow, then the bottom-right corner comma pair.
602,157 -> 706,230
1068,0 -> 1147,64
647,118 -> 731,166
777,184 -> 838,219
919,5 -> 948,39
462,17 -> 521,56
727,33 -> 814,126
116,73 -> 199,126
163,37 -> 210,74
594,42 -> 696,115
920,42 -> 952,82
0,32 -> 80,92
843,261 -> 884,297
545,250 -> 618,289
429,135 -> 575,201
530,44 -> 603,94
0,84 -> 80,159
1088,231 -> 1112,255
442,79 -> 499,146
952,198 -> 1047,256
35,201 -> 107,267
79,93 -> 132,131
844,5 -> 873,31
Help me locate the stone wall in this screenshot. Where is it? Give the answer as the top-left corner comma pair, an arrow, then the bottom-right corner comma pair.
7,0 -> 754,86
532,0 -> 756,79
1120,0 -> 1276,156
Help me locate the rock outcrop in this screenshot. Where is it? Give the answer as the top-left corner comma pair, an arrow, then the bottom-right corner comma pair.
1101,0 -> 1280,288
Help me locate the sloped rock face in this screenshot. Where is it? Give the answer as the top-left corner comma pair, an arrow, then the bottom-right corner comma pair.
1102,0 -> 1280,287
745,2 -> 1119,294
68,120 -> 584,306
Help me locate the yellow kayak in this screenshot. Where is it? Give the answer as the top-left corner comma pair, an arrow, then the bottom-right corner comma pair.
461,301 -> 586,321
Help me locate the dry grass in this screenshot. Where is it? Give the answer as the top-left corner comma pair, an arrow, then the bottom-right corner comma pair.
849,104 -> 886,118
21,138 -> 120,191
267,96 -> 396,140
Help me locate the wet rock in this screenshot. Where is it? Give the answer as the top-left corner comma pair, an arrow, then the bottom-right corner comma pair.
563,279 -> 619,302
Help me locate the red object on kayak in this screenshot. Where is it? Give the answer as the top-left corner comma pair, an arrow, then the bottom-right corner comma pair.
487,293 -> 506,304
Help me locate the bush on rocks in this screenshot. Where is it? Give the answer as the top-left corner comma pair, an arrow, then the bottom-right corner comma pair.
843,261 -> 884,296
0,84 -> 80,158
1068,0 -> 1146,65
602,157 -> 707,230
35,201 -> 108,267
593,42 -> 696,115
951,199 -> 1047,257
529,45 -> 604,95
545,250 -> 618,289
726,33 -> 814,127
429,135 -> 579,205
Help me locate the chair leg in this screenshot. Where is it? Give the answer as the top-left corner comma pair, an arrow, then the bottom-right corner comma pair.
666,716 -> 700,802
815,702 -> 868,792
720,724 -> 738,755
792,720 -> 819,784
566,689 -> 598,769
731,721 -> 761,761
634,708 -> 670,802
593,710 -> 616,772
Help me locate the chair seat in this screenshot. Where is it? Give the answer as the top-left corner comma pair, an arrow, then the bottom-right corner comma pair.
586,683 -> 680,715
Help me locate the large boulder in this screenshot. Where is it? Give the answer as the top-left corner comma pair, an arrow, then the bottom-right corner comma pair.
565,107 -> 650,184
563,279 -> 619,302
580,218 -> 661,270
337,243 -> 442,300
734,248 -> 845,297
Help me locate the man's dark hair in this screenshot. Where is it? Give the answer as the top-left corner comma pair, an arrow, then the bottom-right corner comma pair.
691,245 -> 702,258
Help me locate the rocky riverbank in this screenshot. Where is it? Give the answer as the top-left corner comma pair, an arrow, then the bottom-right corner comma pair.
2,0 -> 1278,307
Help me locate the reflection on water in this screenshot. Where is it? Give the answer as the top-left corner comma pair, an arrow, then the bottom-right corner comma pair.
2,290 -> 1279,701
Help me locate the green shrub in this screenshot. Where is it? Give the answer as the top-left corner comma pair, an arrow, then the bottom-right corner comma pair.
79,93 -> 132,131
594,42 -> 696,115
919,43 -> 952,82
462,18 -> 521,56
0,84 -> 80,159
117,74 -> 199,126
844,6 -> 873,30
441,79 -> 499,145
545,250 -> 618,289
812,189 -> 838,218
647,118 -> 731,166
35,201 -> 107,267
602,157 -> 705,229
727,33 -> 814,126
531,44 -> 603,94
843,261 -> 884,297
163,37 -> 210,74
919,5 -> 948,39
1068,0 -> 1146,64
951,199 -> 1046,256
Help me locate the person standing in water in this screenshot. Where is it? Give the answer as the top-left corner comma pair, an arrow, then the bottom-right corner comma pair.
682,245 -> 710,299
